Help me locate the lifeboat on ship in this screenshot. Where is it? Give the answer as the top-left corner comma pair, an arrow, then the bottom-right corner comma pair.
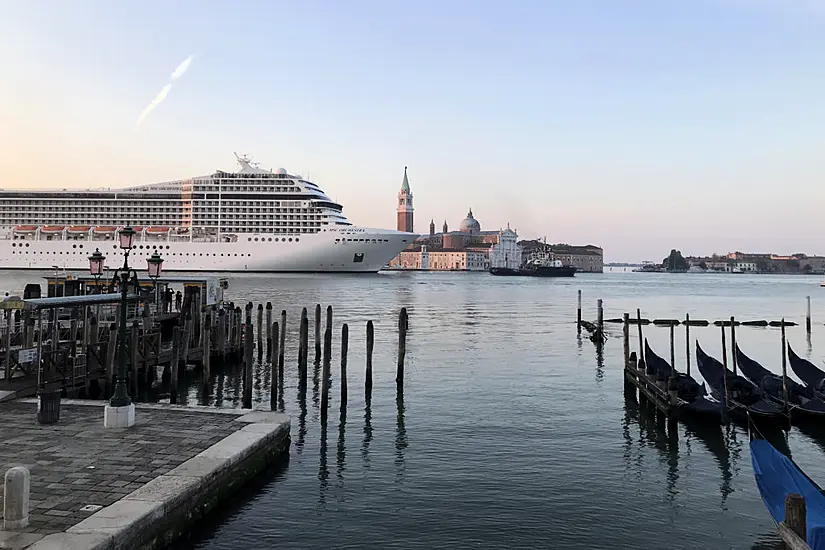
67,225 -> 91,233
93,226 -> 117,234
146,226 -> 171,234
131,226 -> 145,233
41,226 -> 65,233
13,225 -> 37,233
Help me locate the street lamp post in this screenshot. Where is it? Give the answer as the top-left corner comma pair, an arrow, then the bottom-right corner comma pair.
110,226 -> 137,408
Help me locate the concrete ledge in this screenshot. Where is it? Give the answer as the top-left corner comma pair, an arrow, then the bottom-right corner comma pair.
28,413 -> 291,550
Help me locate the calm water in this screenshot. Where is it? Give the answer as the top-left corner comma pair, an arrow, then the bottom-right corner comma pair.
7,270 -> 825,549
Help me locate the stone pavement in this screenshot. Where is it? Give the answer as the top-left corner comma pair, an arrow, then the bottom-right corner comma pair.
0,400 -> 245,536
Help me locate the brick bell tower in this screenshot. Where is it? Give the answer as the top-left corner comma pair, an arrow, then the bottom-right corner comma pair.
397,166 -> 414,233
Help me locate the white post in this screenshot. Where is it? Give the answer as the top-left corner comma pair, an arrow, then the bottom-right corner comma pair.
4,466 -> 30,530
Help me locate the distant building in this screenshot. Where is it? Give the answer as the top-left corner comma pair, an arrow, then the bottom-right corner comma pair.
387,173 -> 601,272
397,167 -> 414,233
518,240 -> 604,273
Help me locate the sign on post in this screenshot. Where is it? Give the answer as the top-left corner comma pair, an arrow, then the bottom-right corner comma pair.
17,348 -> 37,364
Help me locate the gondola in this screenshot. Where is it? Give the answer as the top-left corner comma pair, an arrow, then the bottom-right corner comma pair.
696,342 -> 788,429
788,345 -> 825,397
643,339 -> 723,421
735,345 -> 825,420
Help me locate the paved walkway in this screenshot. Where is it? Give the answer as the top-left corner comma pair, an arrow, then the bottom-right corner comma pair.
0,401 -> 245,536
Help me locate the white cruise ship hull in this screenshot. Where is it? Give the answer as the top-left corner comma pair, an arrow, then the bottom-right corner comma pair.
0,227 -> 417,273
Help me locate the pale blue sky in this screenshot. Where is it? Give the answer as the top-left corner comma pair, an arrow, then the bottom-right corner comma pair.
1,0 -> 824,261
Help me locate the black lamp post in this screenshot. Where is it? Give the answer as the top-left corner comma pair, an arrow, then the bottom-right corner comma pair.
108,226 -> 137,408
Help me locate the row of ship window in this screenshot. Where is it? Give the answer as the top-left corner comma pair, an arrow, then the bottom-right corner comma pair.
335,238 -> 390,243
10,250 -> 255,257
247,237 -> 299,242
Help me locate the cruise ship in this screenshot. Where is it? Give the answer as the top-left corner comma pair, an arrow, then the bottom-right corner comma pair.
0,154 -> 417,272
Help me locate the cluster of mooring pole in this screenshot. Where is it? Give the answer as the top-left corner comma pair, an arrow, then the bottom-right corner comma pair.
230,304 -> 410,414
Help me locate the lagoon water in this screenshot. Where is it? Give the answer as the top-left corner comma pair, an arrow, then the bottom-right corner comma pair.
6,270 -> 825,549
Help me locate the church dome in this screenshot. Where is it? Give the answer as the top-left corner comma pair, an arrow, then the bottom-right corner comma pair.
459,208 -> 481,233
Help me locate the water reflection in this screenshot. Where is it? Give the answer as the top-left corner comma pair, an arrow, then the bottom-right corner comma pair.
318,418 -> 329,508
684,420 -> 734,506
594,343 -> 604,383
336,409 -> 346,482
312,358 -> 320,412
362,396 -> 373,467
395,394 -> 407,483
296,383 -> 307,454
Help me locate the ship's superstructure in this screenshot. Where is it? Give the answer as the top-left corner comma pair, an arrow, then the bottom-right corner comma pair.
0,155 -> 416,272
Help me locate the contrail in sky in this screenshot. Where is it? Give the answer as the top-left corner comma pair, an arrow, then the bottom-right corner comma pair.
135,54 -> 194,129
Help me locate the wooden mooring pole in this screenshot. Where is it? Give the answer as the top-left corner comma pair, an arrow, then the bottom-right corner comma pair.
256,304 -> 264,359
365,320 -> 374,396
636,309 -> 643,366
721,324 -> 729,410
321,326 -> 331,421
730,316 -> 738,375
784,493 -> 807,543
577,290 -> 582,333
806,296 -> 812,337
315,304 -> 322,363
622,313 -> 630,368
340,323 -> 348,409
278,310 -> 286,376
781,317 -> 789,411
270,321 -> 279,411
685,313 -> 691,376
397,307 -> 408,393
243,314 -> 253,409
299,307 -> 308,378
265,302 -> 273,361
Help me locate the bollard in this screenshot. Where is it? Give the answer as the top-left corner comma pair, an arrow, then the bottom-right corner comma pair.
4,466 -> 30,530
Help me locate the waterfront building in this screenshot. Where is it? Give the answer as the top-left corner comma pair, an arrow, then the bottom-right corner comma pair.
518,240 -> 604,273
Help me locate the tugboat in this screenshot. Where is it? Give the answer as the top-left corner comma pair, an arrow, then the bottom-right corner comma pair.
490,243 -> 577,277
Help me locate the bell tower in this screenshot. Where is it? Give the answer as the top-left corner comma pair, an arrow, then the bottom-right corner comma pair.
397,166 -> 414,233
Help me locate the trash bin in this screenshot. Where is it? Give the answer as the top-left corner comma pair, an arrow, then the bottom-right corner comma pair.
37,390 -> 61,425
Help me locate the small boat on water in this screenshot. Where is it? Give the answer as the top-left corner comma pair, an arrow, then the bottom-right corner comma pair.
735,345 -> 825,420
696,343 -> 788,429
644,340 -> 723,421
788,345 -> 825,397
751,438 -> 825,549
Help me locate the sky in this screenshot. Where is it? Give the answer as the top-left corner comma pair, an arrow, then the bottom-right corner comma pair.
1,0 -> 824,262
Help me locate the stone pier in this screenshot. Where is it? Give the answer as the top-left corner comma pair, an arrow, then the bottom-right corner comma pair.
0,400 -> 290,549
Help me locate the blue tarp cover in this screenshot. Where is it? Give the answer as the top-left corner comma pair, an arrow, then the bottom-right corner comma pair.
751,439 -> 825,549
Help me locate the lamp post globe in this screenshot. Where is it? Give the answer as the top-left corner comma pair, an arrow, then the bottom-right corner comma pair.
118,225 -> 136,251
88,248 -> 105,294
147,252 -> 163,280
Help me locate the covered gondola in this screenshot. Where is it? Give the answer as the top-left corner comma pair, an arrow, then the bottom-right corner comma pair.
788,345 -> 825,396
696,342 -> 788,429
644,339 -> 723,420
735,345 -> 825,420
